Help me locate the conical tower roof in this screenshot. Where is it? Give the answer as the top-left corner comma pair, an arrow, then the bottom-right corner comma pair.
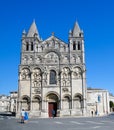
72,21 -> 81,37
27,20 -> 40,39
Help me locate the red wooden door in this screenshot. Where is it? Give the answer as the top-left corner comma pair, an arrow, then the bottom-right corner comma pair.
48,102 -> 57,117
48,103 -> 54,117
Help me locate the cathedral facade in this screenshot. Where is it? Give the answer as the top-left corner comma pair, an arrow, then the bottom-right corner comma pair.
17,21 -> 87,117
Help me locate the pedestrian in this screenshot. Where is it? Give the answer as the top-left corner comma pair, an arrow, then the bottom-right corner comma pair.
24,111 -> 29,123
52,109 -> 55,118
91,111 -> 93,117
20,109 -> 25,123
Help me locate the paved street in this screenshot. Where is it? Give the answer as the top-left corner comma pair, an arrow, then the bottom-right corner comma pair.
0,114 -> 114,130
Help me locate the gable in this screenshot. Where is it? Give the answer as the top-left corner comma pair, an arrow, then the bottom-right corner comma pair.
41,35 -> 68,48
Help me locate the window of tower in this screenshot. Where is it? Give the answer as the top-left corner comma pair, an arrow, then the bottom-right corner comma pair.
31,42 -> 34,51
78,42 -> 81,50
73,42 -> 76,50
26,42 -> 29,51
50,70 -> 57,84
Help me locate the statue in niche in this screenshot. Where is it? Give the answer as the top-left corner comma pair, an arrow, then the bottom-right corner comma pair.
73,67 -> 81,78
21,73 -> 26,79
63,73 -> 67,79
23,56 -> 27,64
34,81 -> 38,87
62,67 -> 70,79
33,72 -> 41,80
62,88 -> 68,92
45,52 -> 58,63
37,57 -> 41,63
33,69 -> 41,79
38,81 -> 41,87
67,80 -> 70,86
72,56 -> 75,62
76,56 -> 81,63
33,80 -> 41,87
33,73 -> 38,79
50,53 -> 54,59
21,69 -> 30,80
29,56 -> 33,63
62,80 -> 66,87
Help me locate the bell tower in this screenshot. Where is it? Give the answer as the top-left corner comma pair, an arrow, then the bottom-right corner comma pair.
69,22 -> 87,115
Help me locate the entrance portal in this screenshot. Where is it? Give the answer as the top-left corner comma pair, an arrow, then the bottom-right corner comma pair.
46,93 -> 59,117
48,102 -> 57,117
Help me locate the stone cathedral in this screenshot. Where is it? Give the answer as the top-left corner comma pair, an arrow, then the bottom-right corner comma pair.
17,21 -> 87,117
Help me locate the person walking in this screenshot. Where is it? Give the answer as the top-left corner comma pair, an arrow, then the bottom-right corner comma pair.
24,111 -> 29,123
91,111 -> 93,117
52,109 -> 55,118
20,109 -> 25,123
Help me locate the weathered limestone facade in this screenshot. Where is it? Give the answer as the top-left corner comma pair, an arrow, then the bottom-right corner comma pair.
17,21 -> 87,117
0,95 -> 10,112
87,88 -> 109,116
10,91 -> 18,113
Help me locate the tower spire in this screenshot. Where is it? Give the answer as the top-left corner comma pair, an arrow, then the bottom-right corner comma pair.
27,20 -> 40,40
72,21 -> 81,37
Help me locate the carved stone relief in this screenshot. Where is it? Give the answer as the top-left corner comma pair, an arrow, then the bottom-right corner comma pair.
21,68 -> 30,80
61,67 -> 70,87
36,56 -> 41,63
71,56 -> 76,63
76,56 -> 81,64
45,52 -> 58,63
72,67 -> 82,79
63,56 -> 68,63
22,56 -> 28,64
62,88 -> 69,92
33,68 -> 41,87
34,88 -> 41,94
28,56 -> 33,64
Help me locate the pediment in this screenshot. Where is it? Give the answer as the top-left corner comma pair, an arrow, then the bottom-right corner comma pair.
42,35 -> 67,47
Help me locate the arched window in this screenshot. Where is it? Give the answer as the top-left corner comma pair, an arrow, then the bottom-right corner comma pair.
50,70 -> 56,84
26,42 -> 29,51
98,95 -> 101,102
73,41 -> 76,50
31,42 -> 34,51
79,33 -> 81,37
78,42 -> 81,50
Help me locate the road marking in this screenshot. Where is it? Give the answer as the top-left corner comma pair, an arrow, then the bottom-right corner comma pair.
70,121 -> 84,125
71,126 -> 102,129
54,121 -> 63,124
86,121 -> 104,124
29,121 -> 39,123
101,120 -> 114,123
93,126 -> 101,129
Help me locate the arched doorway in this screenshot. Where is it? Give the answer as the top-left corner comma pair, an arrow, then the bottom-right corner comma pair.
62,94 -> 72,109
46,93 -> 59,117
21,95 -> 30,111
73,94 -> 83,109
32,95 -> 41,111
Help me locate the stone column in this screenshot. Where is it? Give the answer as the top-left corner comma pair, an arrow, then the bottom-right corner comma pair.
82,70 -> 87,116
30,72 -> 32,111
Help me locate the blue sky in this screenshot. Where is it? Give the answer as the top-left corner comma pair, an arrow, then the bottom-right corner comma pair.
0,0 -> 114,95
